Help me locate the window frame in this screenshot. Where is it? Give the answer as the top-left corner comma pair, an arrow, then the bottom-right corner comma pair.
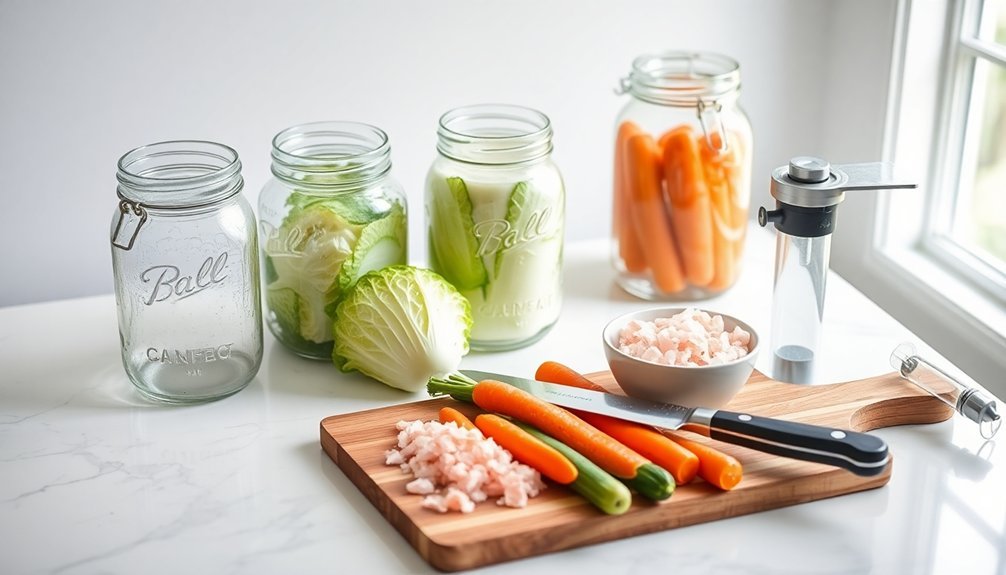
829,0 -> 1006,398
921,0 -> 1006,305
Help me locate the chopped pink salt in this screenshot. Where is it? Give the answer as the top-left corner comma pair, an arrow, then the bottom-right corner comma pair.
618,308 -> 751,367
386,419 -> 546,514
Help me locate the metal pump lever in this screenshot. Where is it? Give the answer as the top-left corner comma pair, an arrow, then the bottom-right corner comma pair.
759,157 -> 917,237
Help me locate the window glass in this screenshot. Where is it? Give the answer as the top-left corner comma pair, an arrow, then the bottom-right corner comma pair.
951,55 -> 1006,271
982,0 -> 1006,44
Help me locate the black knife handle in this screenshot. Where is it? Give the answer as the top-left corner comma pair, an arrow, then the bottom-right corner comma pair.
709,410 -> 890,477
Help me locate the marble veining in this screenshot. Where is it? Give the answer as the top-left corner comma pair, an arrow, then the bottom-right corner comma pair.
2,237 -> 1004,575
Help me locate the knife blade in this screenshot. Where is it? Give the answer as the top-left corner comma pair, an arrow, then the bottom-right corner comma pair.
460,369 -> 890,477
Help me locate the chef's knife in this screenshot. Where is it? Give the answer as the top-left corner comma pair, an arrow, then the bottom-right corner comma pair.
460,370 -> 889,477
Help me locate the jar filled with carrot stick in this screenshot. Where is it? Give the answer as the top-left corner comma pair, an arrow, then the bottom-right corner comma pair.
612,52 -> 752,300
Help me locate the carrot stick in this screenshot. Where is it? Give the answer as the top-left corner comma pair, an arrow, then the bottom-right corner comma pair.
474,414 -> 579,485
664,431 -> 743,490
625,133 -> 685,293
427,374 -> 675,500
535,360 -> 607,392
472,380 -> 645,479
698,131 -> 739,290
726,129 -> 752,262
535,361 -> 699,484
662,126 -> 714,287
438,406 -> 477,431
614,121 -> 647,273
576,412 -> 699,485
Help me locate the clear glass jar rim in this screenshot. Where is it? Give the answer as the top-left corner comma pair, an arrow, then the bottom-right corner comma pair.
628,51 -> 741,103
116,140 -> 243,208
271,121 -> 390,169
436,104 -> 553,165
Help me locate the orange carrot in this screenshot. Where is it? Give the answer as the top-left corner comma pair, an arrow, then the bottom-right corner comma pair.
427,374 -> 675,500
438,406 -> 477,431
662,126 -> 714,287
471,380 -> 645,479
625,133 -> 685,293
664,431 -> 743,490
474,414 -> 579,485
614,121 -> 647,273
698,132 -> 735,290
535,360 -> 607,392
726,129 -> 752,262
535,361 -> 699,484
577,412 -> 699,485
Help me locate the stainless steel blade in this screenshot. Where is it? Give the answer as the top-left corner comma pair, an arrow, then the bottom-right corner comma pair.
460,370 -> 715,430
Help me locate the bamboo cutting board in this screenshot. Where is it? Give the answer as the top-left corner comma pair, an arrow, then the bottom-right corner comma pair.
320,370 -> 954,572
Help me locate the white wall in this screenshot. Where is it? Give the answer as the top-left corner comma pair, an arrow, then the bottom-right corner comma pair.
0,0 -> 879,306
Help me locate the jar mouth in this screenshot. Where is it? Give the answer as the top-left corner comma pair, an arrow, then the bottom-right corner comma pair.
437,104 -> 553,165
270,121 -> 391,188
628,51 -> 741,105
116,140 -> 243,208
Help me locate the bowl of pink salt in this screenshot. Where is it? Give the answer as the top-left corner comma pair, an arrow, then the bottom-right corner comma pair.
602,307 -> 759,408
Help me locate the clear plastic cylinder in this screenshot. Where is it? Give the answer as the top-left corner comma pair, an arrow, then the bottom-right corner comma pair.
770,231 -> 830,383
891,342 -> 1002,439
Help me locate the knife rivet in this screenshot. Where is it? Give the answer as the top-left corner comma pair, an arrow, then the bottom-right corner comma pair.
831,430 -> 847,439
738,414 -> 752,421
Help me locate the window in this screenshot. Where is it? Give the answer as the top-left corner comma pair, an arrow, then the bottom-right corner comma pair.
830,0 -> 1006,397
925,0 -> 1006,302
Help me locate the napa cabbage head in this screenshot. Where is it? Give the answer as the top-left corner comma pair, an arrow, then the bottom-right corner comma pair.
332,265 -> 472,392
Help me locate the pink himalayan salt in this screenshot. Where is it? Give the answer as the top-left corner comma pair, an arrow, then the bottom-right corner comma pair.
618,308 -> 751,367
385,419 -> 545,513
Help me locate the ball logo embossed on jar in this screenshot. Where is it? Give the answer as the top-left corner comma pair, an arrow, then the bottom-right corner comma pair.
473,205 -> 557,258
140,251 -> 229,306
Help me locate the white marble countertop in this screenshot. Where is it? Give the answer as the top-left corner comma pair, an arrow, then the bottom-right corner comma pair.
2,229 -> 1004,574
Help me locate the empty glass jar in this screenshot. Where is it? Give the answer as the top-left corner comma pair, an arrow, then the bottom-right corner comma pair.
612,51 -> 753,300
110,140 -> 262,403
259,121 -> 407,360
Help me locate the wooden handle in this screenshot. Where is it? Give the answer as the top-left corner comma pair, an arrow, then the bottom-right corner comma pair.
588,369 -> 956,432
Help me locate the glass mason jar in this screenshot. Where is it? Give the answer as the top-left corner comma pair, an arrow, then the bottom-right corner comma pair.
426,104 -> 565,351
612,51 -> 753,300
110,141 -> 263,403
259,121 -> 407,360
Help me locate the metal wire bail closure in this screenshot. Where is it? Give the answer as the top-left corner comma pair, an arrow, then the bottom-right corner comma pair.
111,199 -> 147,250
697,100 -> 729,153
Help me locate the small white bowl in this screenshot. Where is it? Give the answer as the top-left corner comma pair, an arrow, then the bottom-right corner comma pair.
602,307 -> 760,408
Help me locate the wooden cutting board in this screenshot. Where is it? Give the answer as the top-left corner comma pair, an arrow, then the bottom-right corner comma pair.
320,370 -> 954,572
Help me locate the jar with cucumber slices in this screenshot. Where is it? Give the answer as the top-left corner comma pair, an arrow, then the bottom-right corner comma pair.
426,105 -> 565,351
259,122 -> 407,359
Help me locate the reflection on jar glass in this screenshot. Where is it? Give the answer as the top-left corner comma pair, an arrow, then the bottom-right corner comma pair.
110,140 -> 262,403
613,51 -> 753,300
259,121 -> 407,360
425,104 -> 565,351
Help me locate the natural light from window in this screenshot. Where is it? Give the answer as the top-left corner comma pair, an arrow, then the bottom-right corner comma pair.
955,2 -> 1006,275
